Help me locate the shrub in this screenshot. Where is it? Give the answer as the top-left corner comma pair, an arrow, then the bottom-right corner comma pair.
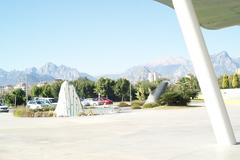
117,102 -> 130,107
130,100 -> 144,109
41,111 -> 54,117
42,106 -> 55,111
47,111 -> 55,117
143,103 -> 159,109
160,91 -> 190,106
13,107 -> 54,117
78,112 -> 87,116
34,112 -> 42,117
131,105 -> 142,109
131,100 -> 144,108
13,107 -> 34,117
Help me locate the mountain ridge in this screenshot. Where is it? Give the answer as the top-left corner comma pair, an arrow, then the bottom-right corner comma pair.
101,51 -> 240,82
0,63 -> 95,86
0,51 -> 239,86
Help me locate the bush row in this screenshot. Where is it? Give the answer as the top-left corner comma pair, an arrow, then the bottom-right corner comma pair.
143,103 -> 159,108
130,90 -> 192,110
13,107 -> 55,117
117,102 -> 130,107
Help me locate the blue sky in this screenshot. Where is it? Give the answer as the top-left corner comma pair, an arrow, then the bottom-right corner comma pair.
0,0 -> 239,76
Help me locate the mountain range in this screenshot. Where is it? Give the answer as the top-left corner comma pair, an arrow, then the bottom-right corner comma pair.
101,51 -> 240,82
0,51 -> 239,86
0,63 -> 95,86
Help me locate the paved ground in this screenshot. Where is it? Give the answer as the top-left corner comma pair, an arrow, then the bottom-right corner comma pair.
1,105 -> 240,160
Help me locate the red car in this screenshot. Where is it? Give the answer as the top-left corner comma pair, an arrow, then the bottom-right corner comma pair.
99,98 -> 113,105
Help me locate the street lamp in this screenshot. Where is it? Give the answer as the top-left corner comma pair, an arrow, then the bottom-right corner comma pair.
25,74 -> 28,107
129,81 -> 132,105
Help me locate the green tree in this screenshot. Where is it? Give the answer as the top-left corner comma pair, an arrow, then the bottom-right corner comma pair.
13,89 -> 26,105
232,74 -> 239,88
12,88 -> 26,106
176,75 -> 200,99
160,91 -> 190,106
228,75 -> 233,88
41,84 -> 53,97
222,74 -> 229,89
95,78 -> 116,99
4,93 -> 14,106
159,75 -> 200,106
218,75 -> 223,89
31,85 -> 42,97
135,80 -> 157,101
51,80 -> 63,98
73,78 -> 96,98
114,78 -> 130,101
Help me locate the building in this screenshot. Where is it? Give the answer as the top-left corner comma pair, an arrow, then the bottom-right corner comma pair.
4,85 -> 14,92
36,82 -> 48,87
235,68 -> 240,75
148,72 -> 161,82
0,86 -> 4,96
14,83 -> 27,90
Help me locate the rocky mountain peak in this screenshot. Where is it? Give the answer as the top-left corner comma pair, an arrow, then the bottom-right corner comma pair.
0,51 -> 239,85
0,63 -> 95,86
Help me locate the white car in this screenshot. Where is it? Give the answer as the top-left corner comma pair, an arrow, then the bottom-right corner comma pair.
81,99 -> 90,107
34,97 -> 58,107
27,100 -> 48,109
84,98 -> 104,106
0,103 -> 9,112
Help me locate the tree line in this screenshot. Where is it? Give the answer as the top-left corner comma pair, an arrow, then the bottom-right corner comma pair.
4,73 -> 240,107
1,78 -> 133,106
219,74 -> 240,89
2,75 -> 201,106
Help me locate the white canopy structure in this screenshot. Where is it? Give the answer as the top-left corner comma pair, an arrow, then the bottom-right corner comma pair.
155,0 -> 240,145
156,0 -> 240,29
55,81 -> 83,117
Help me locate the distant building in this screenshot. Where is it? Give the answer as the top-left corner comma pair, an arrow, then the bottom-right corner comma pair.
0,86 -> 4,95
235,68 -> 240,75
148,72 -> 161,82
37,82 -> 48,87
14,83 -> 27,90
36,79 -> 62,87
4,85 -> 14,92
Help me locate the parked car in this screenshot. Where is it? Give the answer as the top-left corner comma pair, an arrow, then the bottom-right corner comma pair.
84,98 -> 104,106
27,100 -> 49,109
34,97 -> 58,107
0,103 -> 9,112
81,99 -> 90,107
99,98 -> 113,105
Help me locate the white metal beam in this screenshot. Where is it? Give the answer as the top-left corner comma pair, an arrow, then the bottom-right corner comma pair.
156,0 -> 240,30
172,0 -> 236,145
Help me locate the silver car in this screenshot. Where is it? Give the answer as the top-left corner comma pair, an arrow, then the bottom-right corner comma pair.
27,100 -> 49,109
0,103 -> 9,112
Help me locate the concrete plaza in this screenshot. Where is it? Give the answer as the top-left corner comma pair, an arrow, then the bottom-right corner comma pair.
1,105 -> 240,160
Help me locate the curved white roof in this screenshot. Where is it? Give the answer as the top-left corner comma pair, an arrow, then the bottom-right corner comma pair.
155,0 -> 240,29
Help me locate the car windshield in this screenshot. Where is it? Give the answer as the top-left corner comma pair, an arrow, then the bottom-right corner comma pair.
49,99 -> 57,103
36,101 -> 43,104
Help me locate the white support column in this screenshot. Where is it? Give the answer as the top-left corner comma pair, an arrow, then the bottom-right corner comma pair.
172,0 -> 236,145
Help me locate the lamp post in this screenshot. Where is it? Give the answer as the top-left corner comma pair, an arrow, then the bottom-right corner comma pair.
129,81 -> 132,105
25,74 -> 28,107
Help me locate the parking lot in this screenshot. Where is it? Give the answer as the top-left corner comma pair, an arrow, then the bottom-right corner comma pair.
1,105 -> 240,160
